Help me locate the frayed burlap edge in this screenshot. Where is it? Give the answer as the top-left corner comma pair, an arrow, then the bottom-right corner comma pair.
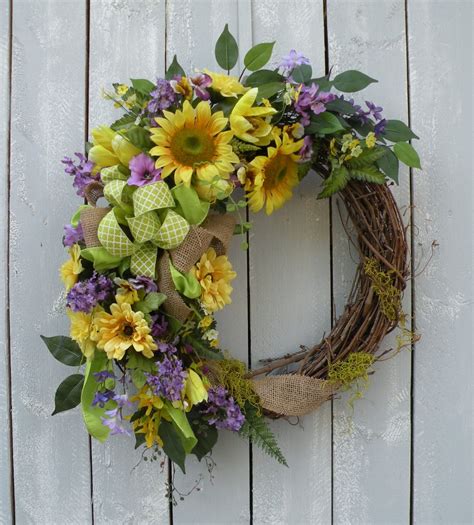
80,207 -> 110,248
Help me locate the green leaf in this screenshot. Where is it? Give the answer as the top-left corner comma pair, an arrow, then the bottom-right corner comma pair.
215,24 -> 239,71
346,146 -> 387,168
165,55 -> 185,80
131,368 -> 147,389
310,75 -> 333,92
188,412 -> 218,461
325,98 -> 358,115
244,42 -> 275,71
245,69 -> 283,87
110,114 -> 136,132
41,335 -> 83,366
127,351 -> 156,372
348,165 -> 386,183
393,142 -> 421,169
184,335 -> 224,361
333,70 -> 378,92
318,165 -> 349,199
158,420 -> 187,473
81,352 -> 111,442
291,63 -> 312,83
172,184 -> 210,225
130,78 -> 156,95
52,374 -> 84,415
256,82 -> 284,101
80,247 -> 123,272
134,292 -> 167,314
377,147 -> 399,183
306,112 -> 345,135
134,432 -> 146,449
164,403 -> 197,454
124,126 -> 153,150
383,120 -> 419,142
169,263 -> 201,299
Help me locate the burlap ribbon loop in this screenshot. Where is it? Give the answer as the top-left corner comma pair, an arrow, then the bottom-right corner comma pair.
252,375 -> 335,416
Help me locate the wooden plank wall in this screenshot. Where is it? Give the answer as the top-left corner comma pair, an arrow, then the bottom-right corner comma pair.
1,1 -> 472,524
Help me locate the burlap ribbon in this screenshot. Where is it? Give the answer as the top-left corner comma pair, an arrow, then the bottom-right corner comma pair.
252,375 -> 335,416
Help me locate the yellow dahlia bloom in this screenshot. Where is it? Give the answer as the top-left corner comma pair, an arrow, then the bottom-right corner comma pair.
67,309 -> 97,359
230,88 -> 277,145
149,100 -> 239,189
245,131 -> 304,215
193,248 -> 236,312
88,125 -> 141,171
60,244 -> 83,290
92,302 -> 157,360
204,69 -> 246,98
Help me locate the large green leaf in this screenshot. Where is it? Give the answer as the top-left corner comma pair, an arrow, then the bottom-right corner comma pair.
164,403 -> 197,454
244,42 -> 275,71
310,75 -> 333,92
256,82 -> 284,101
130,78 -> 155,95
81,352 -> 111,442
165,55 -> 185,80
377,147 -> 399,183
52,374 -> 84,415
393,142 -> 422,169
291,64 -> 312,83
215,24 -> 239,71
306,112 -> 345,135
41,335 -> 83,366
158,420 -> 187,473
318,165 -> 349,199
383,120 -> 419,142
188,411 -> 218,461
333,70 -> 377,92
325,98 -> 358,115
245,69 -> 283,87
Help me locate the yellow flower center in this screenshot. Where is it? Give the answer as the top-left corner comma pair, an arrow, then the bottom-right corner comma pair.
170,128 -> 216,167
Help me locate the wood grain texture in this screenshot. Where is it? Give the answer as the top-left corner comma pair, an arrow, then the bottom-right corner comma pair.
327,2 -> 412,523
9,1 -> 92,523
409,1 -> 473,523
0,0 -> 12,523
88,1 -> 169,523
250,2 -> 332,523
167,2 -> 251,523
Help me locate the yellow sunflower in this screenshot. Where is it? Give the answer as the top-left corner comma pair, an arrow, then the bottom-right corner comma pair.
193,248 -> 236,313
149,100 -> 239,190
92,302 -> 157,360
245,131 -> 304,215
204,69 -> 247,98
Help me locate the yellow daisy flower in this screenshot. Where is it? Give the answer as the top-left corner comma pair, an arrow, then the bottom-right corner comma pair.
60,244 -> 83,290
67,309 -> 97,359
204,69 -> 246,98
245,131 -> 304,215
193,248 -> 236,312
149,100 -> 239,189
230,88 -> 277,145
92,302 -> 157,360
88,125 -> 141,171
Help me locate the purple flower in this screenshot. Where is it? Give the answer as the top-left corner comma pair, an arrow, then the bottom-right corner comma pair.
365,101 -> 384,121
294,83 -> 336,126
63,223 -> 84,247
92,389 -> 115,408
299,136 -> 313,162
151,315 -> 170,340
203,386 -> 245,432
101,408 -> 131,436
128,275 -> 158,293
146,356 -> 187,402
94,370 -> 115,383
148,78 -> 176,114
190,73 -> 212,100
113,393 -> 131,408
62,153 -> 97,197
374,118 -> 387,136
279,49 -> 310,75
66,272 -> 114,313
128,153 -> 162,187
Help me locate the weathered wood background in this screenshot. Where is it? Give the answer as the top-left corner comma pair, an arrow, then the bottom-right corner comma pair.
1,0 -> 472,524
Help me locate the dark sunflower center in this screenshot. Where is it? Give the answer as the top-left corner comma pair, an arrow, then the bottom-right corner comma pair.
170,128 -> 216,166
123,325 -> 134,336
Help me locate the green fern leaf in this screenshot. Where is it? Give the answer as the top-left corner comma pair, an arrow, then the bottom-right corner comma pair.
239,404 -> 288,467
349,165 -> 386,183
318,165 -> 349,199
346,146 -> 387,168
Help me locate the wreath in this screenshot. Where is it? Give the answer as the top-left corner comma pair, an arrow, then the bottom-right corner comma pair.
42,26 -> 420,483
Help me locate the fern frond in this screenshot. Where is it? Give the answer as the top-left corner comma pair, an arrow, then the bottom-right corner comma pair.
318,165 -> 349,199
348,165 -> 386,183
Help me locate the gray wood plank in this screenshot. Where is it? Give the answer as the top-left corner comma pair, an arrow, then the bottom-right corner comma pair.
250,2 -> 332,523
87,1 -> 170,523
327,1 -> 412,523
409,1 -> 473,523
9,1 -> 92,523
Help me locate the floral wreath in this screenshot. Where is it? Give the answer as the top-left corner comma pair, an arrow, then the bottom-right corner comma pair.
42,26 -> 421,486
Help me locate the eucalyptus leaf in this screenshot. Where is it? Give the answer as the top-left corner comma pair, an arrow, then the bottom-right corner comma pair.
215,24 -> 239,71
52,374 -> 84,415
383,120 -> 419,142
41,335 -> 83,366
333,70 -> 377,92
165,55 -> 185,80
244,42 -> 275,71
393,142 -> 422,169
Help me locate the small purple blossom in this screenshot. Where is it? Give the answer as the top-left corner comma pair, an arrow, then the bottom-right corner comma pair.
128,276 -> 158,293
190,73 -> 212,100
113,393 -> 131,408
63,223 -> 84,247
146,356 -> 187,402
279,49 -> 310,75
148,78 -> 176,114
66,272 -> 114,313
203,386 -> 245,432
101,408 -> 131,436
94,370 -> 115,383
299,136 -> 313,163
128,153 -> 162,187
374,118 -> 387,136
62,153 -> 97,197
92,389 -> 115,408
294,83 -> 336,126
152,315 -> 170,341
365,101 -> 384,121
